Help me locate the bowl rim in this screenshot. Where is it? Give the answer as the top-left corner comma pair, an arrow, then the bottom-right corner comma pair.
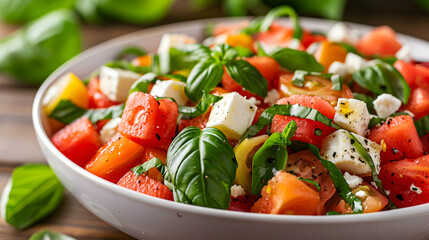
33,16 -> 429,225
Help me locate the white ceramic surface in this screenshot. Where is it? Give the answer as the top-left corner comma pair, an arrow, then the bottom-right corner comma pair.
33,18 -> 429,240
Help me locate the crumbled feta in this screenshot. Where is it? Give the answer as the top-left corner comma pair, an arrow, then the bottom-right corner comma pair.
410,183 -> 422,194
150,79 -> 188,106
158,34 -> 197,74
355,190 -> 367,198
99,117 -> 122,144
395,45 -> 411,62
99,66 -> 140,102
231,184 -> 246,198
334,98 -> 370,136
207,92 -> 257,140
327,22 -> 361,44
248,97 -> 261,106
343,172 -> 363,189
373,93 -> 402,118
328,61 -> 349,78
264,89 -> 280,106
345,52 -> 368,74
320,129 -> 382,176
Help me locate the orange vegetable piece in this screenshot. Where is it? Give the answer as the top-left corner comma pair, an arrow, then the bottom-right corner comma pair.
226,33 -> 254,50
314,41 -> 348,71
131,55 -> 152,67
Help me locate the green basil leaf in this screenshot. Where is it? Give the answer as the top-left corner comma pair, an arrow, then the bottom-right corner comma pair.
241,17 -> 263,35
225,60 -> 268,98
169,44 -> 211,72
163,74 -> 187,82
251,121 -> 297,195
29,230 -> 75,240
352,61 -> 410,104
179,91 -> 222,119
166,127 -> 237,209
331,74 -> 343,91
128,72 -> 158,94
234,46 -> 254,57
291,70 -> 307,87
256,41 -> 268,57
240,104 -> 340,142
116,46 -> 146,60
185,60 -> 224,102
415,114 -> 429,137
104,60 -> 150,74
260,5 -> 303,40
271,48 -> 324,72
49,100 -> 124,124
2,164 -> 64,229
297,177 -> 321,192
352,93 -> 375,114
289,142 -> 363,213
211,44 -> 238,63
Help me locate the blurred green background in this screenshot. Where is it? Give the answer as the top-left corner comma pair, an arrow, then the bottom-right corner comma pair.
0,0 -> 428,85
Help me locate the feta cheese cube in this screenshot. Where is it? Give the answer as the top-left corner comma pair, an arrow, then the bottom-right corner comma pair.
373,93 -> 402,118
343,172 -> 363,189
207,92 -> 257,140
231,184 -> 246,198
345,52 -> 367,74
99,66 -> 140,102
99,117 -> 121,144
264,89 -> 280,106
150,80 -> 188,106
396,45 -> 411,62
158,34 -> 197,74
320,129 -> 382,176
334,98 -> 370,136
328,61 -> 349,78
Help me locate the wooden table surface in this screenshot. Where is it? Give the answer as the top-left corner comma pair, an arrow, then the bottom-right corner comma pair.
0,10 -> 428,240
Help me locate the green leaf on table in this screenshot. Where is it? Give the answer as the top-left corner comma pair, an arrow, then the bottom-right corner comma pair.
251,121 -> 297,195
352,61 -> 410,104
2,164 -> 64,229
225,59 -> 268,98
29,230 -> 76,240
179,91 -> 222,119
185,60 -> 224,102
166,127 -> 237,209
270,48 -> 324,72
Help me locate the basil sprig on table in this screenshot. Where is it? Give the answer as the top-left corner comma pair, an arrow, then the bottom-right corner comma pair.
251,121 -> 297,195
352,60 -> 411,104
240,104 -> 340,142
289,142 -> 363,213
132,127 -> 237,209
2,164 -> 64,229
270,47 -> 324,72
185,44 -> 268,102
29,230 -> 76,240
292,70 -> 343,90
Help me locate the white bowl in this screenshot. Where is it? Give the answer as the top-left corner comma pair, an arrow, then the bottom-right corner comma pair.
33,18 -> 429,240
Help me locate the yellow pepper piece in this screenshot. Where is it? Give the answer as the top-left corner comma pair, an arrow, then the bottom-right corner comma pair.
43,72 -> 89,115
314,41 -> 348,71
172,69 -> 191,77
226,33 -> 254,50
234,135 -> 269,193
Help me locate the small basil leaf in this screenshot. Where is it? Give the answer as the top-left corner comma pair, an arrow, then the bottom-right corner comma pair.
128,72 -> 158,94
2,164 -> 64,229
116,46 -> 146,60
225,59 -> 268,97
49,100 -> 124,124
256,42 -> 268,57
104,60 -> 150,74
271,48 -> 324,72
352,93 -> 375,114
29,230 -> 76,240
260,5 -> 303,40
415,114 -> 429,137
185,60 -> 224,102
291,70 -> 307,87
179,91 -> 222,119
352,61 -> 410,104
211,44 -> 238,62
163,74 -> 187,82
251,121 -> 297,195
297,177 -> 321,192
240,104 -> 340,142
169,44 -> 211,72
331,74 -> 343,91
131,157 -> 171,185
234,46 -> 254,57
289,141 -> 363,213
166,127 -> 237,209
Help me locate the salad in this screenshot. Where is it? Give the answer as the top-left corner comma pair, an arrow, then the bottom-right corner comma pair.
44,6 -> 429,215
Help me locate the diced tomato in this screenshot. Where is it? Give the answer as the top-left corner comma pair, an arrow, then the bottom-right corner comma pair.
87,77 -> 120,108
118,92 -> 178,150
286,150 -> 336,214
301,31 -> 326,49
178,108 -> 210,132
277,73 -> 353,106
356,26 -> 402,57
142,147 -> 167,182
368,115 -> 424,165
394,60 -> 418,89
401,88 -> 429,120
379,155 -> 429,208
329,181 -> 389,214
415,64 -> 429,91
255,23 -> 305,50
251,171 -> 321,215
421,133 -> 429,154
213,20 -> 250,36
228,194 -> 258,212
117,171 -> 174,201
51,117 -> 101,168
271,96 -> 337,147
85,133 -> 144,183
95,119 -> 110,132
